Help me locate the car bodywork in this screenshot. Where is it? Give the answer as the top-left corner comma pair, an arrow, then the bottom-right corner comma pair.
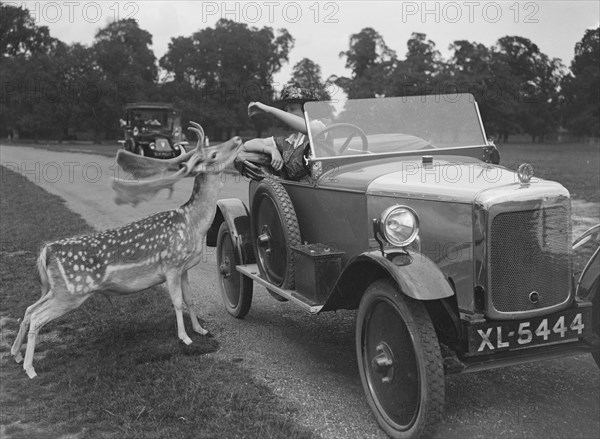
209,93 -> 599,438
119,102 -> 187,159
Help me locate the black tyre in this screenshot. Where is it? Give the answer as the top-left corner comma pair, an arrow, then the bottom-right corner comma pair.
251,178 -> 301,291
591,279 -> 600,368
217,222 -> 253,319
356,279 -> 444,439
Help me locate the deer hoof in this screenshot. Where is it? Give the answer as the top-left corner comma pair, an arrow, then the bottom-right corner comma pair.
14,352 -> 23,363
180,335 -> 193,345
25,368 -> 37,379
194,326 -> 209,336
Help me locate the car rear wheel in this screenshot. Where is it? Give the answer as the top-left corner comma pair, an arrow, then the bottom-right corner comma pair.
251,178 -> 301,293
217,222 -> 253,319
356,279 -> 444,439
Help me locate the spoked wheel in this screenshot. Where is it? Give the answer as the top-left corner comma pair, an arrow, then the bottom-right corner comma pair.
251,178 -> 301,294
217,222 -> 253,318
356,279 -> 444,439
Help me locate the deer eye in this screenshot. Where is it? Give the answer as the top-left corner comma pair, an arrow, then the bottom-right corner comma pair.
211,152 -> 218,159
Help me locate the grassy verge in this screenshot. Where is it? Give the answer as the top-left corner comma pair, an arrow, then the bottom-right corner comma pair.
500,142 -> 600,203
1,141 -> 121,158
0,167 -> 315,439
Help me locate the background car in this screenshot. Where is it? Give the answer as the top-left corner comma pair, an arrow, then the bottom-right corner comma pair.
119,102 -> 188,159
207,93 -> 600,439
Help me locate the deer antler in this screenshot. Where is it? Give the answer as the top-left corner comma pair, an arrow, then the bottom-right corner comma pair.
112,121 -> 207,206
116,121 -> 207,179
116,149 -> 195,179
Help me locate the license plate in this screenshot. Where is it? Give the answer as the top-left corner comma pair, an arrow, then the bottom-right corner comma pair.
468,307 -> 592,354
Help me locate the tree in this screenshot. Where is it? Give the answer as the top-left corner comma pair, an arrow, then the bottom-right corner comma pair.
287,58 -> 330,98
337,28 -> 396,98
561,27 -> 599,138
390,33 -> 446,97
489,36 -> 563,142
160,19 -> 294,139
0,3 -> 54,58
91,19 -> 158,139
0,3 -> 60,138
340,27 -> 396,78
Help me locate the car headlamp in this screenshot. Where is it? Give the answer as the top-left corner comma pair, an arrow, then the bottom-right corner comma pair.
149,142 -> 156,150
378,205 -> 419,247
132,127 -> 139,136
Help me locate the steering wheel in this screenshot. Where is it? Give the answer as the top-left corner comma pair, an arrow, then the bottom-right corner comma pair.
313,123 -> 369,155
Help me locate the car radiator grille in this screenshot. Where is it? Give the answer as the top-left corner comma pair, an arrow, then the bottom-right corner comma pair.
489,207 -> 571,314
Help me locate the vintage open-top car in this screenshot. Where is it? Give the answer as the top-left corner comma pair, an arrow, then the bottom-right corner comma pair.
206,94 -> 600,438
119,102 -> 188,159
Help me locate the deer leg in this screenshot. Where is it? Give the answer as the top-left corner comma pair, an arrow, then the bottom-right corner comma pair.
182,271 -> 209,335
23,295 -> 86,379
11,290 -> 54,363
166,272 -> 193,345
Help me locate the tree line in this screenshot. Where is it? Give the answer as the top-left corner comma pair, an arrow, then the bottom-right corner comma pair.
1,4 -> 598,143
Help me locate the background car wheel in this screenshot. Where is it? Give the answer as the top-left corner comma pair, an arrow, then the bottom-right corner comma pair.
217,222 -> 253,319
251,178 -> 301,293
135,144 -> 145,156
356,279 -> 444,439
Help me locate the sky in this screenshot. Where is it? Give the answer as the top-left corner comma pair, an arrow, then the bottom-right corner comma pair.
17,0 -> 600,89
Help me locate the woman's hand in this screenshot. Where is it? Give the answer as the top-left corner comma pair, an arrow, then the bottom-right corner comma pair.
267,145 -> 283,171
248,102 -> 268,117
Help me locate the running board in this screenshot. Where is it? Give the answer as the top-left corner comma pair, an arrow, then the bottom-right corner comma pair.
237,264 -> 323,314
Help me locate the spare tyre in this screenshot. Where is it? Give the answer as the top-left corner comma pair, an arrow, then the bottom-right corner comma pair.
251,178 -> 301,291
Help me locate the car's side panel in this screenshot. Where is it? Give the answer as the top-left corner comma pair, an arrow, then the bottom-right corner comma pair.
283,183 -> 370,266
367,195 -> 475,312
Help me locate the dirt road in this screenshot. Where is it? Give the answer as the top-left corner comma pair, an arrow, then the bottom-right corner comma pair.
1,144 -> 598,439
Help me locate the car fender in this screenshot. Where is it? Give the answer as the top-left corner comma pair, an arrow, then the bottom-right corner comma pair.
574,224 -> 600,301
321,249 -> 454,312
206,199 -> 256,264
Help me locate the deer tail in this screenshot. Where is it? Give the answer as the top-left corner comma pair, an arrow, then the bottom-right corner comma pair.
37,245 -> 51,298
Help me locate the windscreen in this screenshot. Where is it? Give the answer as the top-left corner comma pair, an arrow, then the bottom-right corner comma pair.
304,94 -> 487,158
130,109 -> 173,130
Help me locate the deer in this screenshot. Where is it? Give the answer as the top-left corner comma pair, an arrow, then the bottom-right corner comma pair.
11,122 -> 243,378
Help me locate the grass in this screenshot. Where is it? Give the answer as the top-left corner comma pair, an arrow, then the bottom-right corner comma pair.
0,167 -> 315,439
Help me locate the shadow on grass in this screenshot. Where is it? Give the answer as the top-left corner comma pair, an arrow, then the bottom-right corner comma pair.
0,167 -> 316,439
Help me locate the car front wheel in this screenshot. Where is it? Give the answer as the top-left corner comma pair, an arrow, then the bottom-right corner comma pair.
217,222 -> 253,319
591,278 -> 600,368
356,279 -> 444,439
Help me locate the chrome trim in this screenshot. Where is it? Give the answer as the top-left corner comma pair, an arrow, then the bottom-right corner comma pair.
237,264 -> 323,313
378,205 -> 420,247
474,101 -> 489,146
310,144 -> 490,162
